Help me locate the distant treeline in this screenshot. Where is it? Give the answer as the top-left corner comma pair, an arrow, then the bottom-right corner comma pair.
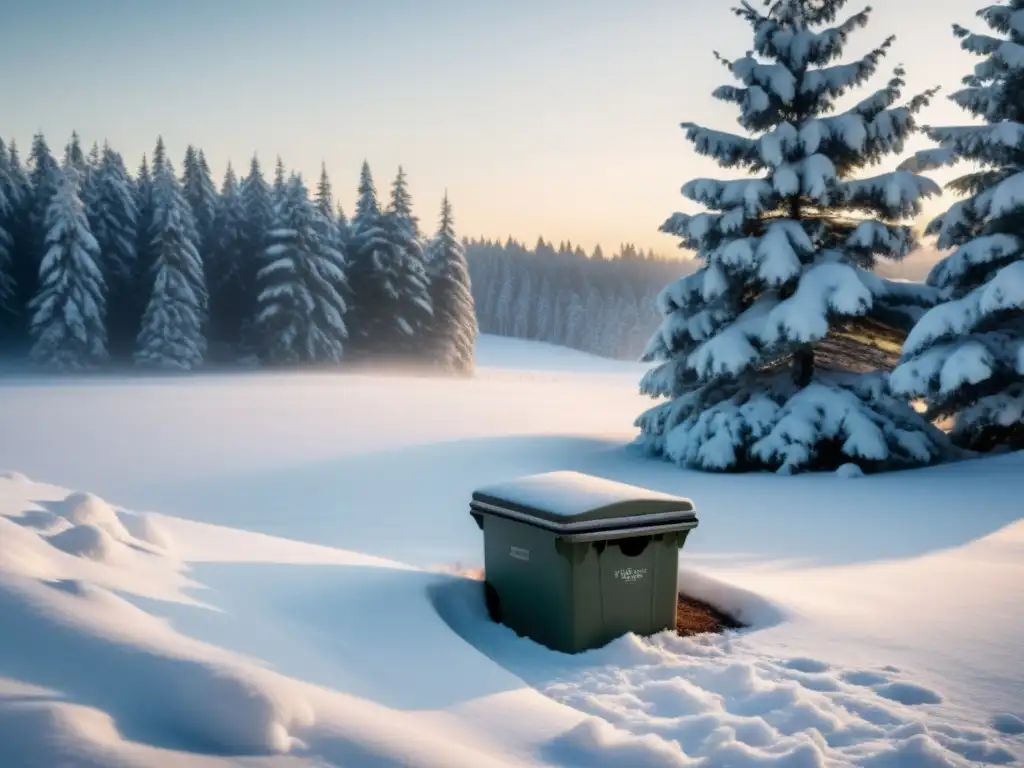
0,132 -> 477,375
465,238 -> 696,360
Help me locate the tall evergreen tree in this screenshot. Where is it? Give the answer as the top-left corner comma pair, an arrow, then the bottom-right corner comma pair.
2,141 -> 31,342
85,144 -> 139,358
892,0 -> 1024,452
426,194 -> 477,374
336,203 -> 350,250
347,161 -> 396,355
314,163 -> 344,249
0,161 -> 14,333
28,134 -> 60,249
239,155 -> 275,349
135,146 -> 207,369
255,174 -> 349,365
181,145 -> 219,256
25,133 -> 61,305
64,131 -> 87,175
28,162 -> 107,369
273,156 -> 287,203
151,137 -> 167,173
315,162 -> 334,220
388,166 -> 419,236
134,154 -> 155,291
208,162 -> 249,354
636,0 -> 950,474
5,141 -> 29,211
383,166 -> 432,354
242,155 -> 274,253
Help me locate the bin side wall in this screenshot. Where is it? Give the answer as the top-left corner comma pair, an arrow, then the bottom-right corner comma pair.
585,535 -> 680,648
651,535 -> 682,631
482,515 -> 572,651
569,543 -> 606,653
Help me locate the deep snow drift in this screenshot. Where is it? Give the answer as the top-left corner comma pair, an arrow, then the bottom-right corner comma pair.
0,335 -> 1020,766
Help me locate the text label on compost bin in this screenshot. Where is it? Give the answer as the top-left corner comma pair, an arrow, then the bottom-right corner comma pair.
509,546 -> 530,562
615,567 -> 647,583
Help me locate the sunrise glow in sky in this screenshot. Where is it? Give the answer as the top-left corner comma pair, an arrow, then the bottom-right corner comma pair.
1,0 -> 985,255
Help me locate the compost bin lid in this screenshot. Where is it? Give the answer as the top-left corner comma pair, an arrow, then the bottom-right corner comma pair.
471,471 -> 696,533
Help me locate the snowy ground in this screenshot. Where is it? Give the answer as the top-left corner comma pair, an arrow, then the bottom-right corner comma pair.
0,335 -> 1020,767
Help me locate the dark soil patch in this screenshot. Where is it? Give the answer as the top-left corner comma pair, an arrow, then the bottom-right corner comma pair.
676,593 -> 744,637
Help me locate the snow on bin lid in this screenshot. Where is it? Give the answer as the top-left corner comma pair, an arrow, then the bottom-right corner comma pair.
471,471 -> 695,530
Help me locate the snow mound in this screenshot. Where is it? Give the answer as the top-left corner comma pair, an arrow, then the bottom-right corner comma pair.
14,508 -> 71,533
0,574 -> 315,756
0,517 -> 60,578
0,470 -> 30,483
677,568 -> 786,629
991,713 -> 1024,735
48,524 -> 118,562
836,463 -> 865,478
52,492 -> 131,541
116,510 -> 173,552
547,717 -> 689,767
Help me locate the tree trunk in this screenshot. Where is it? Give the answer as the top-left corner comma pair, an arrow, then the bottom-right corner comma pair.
792,344 -> 814,389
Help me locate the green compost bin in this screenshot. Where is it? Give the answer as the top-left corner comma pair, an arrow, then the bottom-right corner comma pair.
470,471 -> 698,654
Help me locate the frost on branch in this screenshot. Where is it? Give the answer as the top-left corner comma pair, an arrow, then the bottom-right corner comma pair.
892,0 -> 1024,452
638,0 -> 949,473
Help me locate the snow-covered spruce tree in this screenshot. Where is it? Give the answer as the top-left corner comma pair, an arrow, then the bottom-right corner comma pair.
24,133 -> 61,307
315,163 -> 335,222
254,174 -> 349,365
79,142 -> 100,212
0,164 -> 14,332
87,142 -> 101,172
336,203 -> 351,251
426,194 -> 477,374
181,146 -> 219,257
314,163 -> 346,258
891,3 -> 1024,453
346,161 -> 397,356
273,157 -> 286,204
207,163 -> 249,354
64,132 -> 87,177
388,166 -> 420,236
636,0 -> 951,474
85,144 -> 139,358
134,154 -> 155,300
7,141 -> 31,212
135,147 -> 207,370
239,155 -> 275,351
28,162 -> 107,370
5,140 -> 33,339
383,167 -> 432,355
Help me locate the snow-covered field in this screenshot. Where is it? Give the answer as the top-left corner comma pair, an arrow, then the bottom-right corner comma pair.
0,334 -> 1021,767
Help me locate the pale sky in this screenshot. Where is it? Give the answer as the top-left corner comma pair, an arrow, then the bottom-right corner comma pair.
0,0 -> 984,255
